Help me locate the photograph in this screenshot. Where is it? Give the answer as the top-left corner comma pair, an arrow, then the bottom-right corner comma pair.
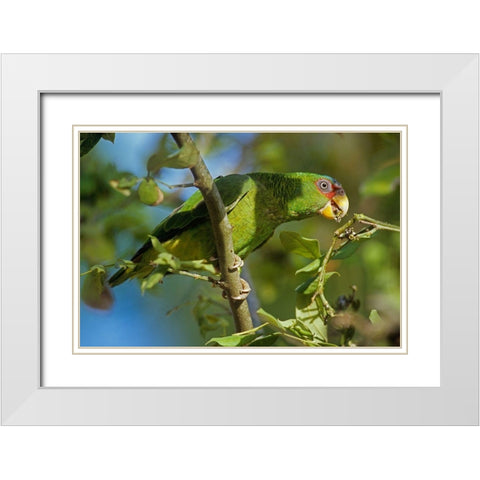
1,9 -> 478,479
79,130 -> 401,348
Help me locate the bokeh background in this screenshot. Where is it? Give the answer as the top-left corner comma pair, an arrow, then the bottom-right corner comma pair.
80,132 -> 401,346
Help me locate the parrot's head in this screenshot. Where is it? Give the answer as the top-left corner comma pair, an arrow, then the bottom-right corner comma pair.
315,175 -> 349,222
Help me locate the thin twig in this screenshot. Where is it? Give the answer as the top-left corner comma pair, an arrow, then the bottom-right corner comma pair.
157,180 -> 196,190
315,213 -> 400,317
171,269 -> 221,286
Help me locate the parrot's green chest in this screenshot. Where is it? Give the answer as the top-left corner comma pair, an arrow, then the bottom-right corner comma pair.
228,189 -> 281,257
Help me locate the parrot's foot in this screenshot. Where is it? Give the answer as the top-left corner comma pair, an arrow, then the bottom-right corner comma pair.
221,278 -> 251,301
228,254 -> 244,272
231,278 -> 251,301
209,254 -> 243,273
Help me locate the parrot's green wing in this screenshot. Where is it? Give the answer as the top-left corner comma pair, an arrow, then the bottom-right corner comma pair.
152,173 -> 254,242
108,174 -> 254,285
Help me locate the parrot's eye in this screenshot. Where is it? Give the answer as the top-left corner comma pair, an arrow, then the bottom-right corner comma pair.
318,180 -> 331,192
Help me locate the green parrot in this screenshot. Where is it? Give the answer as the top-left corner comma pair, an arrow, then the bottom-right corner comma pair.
108,172 -> 349,286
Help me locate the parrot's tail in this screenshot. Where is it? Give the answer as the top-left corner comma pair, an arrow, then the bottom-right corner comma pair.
108,240 -> 153,287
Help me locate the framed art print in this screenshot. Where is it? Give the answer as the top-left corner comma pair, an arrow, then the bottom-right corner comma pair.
1,54 -> 478,424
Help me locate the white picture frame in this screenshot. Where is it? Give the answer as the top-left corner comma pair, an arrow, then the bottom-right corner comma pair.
1,54 -> 478,425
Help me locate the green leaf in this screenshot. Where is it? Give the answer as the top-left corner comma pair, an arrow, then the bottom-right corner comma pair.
256,308 -> 281,328
278,319 -> 297,330
369,309 -> 382,325
148,142 -> 199,171
146,154 -> 164,174
258,302 -> 323,343
116,259 -> 135,268
295,295 -> 327,341
256,309 -> 295,331
101,133 -> 115,143
295,293 -> 320,321
140,271 -> 165,294
192,297 -> 229,338
148,235 -> 166,253
80,133 -> 102,157
81,265 -> 113,310
295,258 -> 321,275
309,317 -> 329,343
180,259 -> 218,274
198,315 -> 229,338
295,271 -> 337,297
248,333 -> 282,346
295,276 -> 319,295
152,252 -> 181,270
204,314 -> 228,328
295,294 -> 323,323
324,271 -> 340,283
279,231 -> 320,259
258,304 -> 330,346
115,259 -> 136,273
206,333 -> 257,347
146,134 -> 170,174
166,142 -> 199,168
109,179 -> 132,196
360,162 -> 400,196
138,178 -> 164,206
116,175 -> 138,189
332,241 -> 361,260
80,133 -> 115,156
109,175 -> 139,196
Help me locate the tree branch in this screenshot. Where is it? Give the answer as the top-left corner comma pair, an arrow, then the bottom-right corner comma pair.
170,133 -> 253,332
315,213 -> 401,317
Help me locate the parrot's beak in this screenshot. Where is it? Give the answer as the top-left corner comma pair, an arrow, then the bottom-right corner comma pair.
319,193 -> 349,222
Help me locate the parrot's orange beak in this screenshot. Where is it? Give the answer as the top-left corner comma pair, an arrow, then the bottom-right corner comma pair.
319,192 -> 349,222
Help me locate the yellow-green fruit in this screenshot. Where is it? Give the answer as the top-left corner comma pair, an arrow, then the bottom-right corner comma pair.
138,178 -> 164,206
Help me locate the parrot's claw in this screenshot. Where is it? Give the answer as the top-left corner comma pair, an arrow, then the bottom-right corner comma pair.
230,278 -> 251,301
228,254 -> 244,272
221,278 -> 251,301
